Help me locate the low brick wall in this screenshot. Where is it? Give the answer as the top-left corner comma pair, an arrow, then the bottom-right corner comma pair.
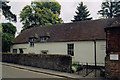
2,53 -> 72,72
105,54 -> 120,80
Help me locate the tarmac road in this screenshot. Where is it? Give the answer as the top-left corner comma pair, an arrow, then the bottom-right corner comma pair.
2,64 -> 62,78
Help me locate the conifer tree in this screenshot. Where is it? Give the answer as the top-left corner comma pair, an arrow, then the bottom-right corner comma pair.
98,0 -> 120,18
72,2 -> 92,22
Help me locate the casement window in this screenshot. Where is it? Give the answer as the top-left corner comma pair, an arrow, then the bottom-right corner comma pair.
39,35 -> 50,42
19,49 -> 23,53
30,42 -> 34,47
13,49 -> 17,53
67,44 -> 74,56
40,37 -> 47,42
29,38 -> 34,47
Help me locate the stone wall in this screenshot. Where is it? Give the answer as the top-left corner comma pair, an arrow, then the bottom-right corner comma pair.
2,53 -> 72,72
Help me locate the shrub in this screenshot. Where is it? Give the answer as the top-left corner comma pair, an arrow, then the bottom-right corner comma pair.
72,62 -> 83,73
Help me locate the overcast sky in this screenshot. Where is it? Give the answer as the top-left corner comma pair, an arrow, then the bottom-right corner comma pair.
1,0 -> 104,36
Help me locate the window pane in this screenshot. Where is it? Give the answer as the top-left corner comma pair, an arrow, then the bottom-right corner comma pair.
67,44 -> 74,56
30,42 -> 34,47
13,49 -> 17,53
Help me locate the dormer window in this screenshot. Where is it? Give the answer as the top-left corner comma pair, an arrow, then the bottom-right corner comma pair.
39,33 -> 50,42
41,37 -> 47,42
30,38 -> 34,42
39,36 -> 49,42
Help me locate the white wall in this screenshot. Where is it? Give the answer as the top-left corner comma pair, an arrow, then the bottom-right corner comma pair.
11,43 -> 28,53
28,42 -> 67,54
11,40 -> 106,66
96,40 -> 106,66
73,41 -> 94,65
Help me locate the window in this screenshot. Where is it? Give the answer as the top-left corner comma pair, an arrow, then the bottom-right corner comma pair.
40,37 -> 47,42
13,49 -> 17,53
19,49 -> 23,53
30,42 -> 34,47
29,38 -> 34,47
30,38 -> 34,42
67,44 -> 74,56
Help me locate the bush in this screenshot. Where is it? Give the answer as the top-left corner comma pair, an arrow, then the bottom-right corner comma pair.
72,62 -> 83,73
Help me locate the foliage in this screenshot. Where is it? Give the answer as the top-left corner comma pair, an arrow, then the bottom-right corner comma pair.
20,0 -> 63,31
0,0 -> 17,22
31,0 -> 61,15
98,0 -> 120,18
0,23 -> 2,33
2,23 -> 16,36
72,63 -> 83,73
2,23 -> 16,52
2,33 -> 14,52
72,2 -> 92,22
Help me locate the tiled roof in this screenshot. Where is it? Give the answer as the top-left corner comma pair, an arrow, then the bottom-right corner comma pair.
13,17 -> 119,44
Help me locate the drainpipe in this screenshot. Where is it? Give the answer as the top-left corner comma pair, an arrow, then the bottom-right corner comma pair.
94,40 -> 97,77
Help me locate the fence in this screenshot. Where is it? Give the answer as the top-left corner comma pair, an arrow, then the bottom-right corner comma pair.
72,62 -> 105,77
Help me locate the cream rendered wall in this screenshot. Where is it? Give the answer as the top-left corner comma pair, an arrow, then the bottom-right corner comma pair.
11,43 -> 28,53
28,42 -> 67,54
96,40 -> 106,66
73,41 -> 94,65
11,40 -> 106,66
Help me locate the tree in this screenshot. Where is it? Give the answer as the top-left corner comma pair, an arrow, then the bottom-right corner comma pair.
20,0 -> 63,31
0,24 -> 2,52
2,23 -> 16,52
72,2 -> 92,22
98,0 -> 120,18
2,23 -> 16,36
2,33 -> 14,52
0,0 -> 17,22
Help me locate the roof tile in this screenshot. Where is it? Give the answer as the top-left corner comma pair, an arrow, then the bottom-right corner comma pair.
13,17 -> 119,44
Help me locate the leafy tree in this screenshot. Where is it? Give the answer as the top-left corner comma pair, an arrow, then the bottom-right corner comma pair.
2,23 -> 16,36
0,24 -> 2,52
72,2 -> 92,22
0,0 -> 17,22
20,0 -> 63,31
98,0 -> 120,18
2,23 -> 16,52
31,1 -> 61,15
2,33 -> 14,52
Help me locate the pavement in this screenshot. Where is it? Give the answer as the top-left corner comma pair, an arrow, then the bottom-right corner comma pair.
2,62 -> 106,79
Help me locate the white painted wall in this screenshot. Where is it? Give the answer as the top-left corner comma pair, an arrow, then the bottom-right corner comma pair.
96,40 -> 106,66
73,41 -> 94,65
11,43 -> 28,53
11,40 -> 106,66
28,42 -> 67,54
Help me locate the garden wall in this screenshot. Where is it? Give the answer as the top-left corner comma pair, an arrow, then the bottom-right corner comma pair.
2,53 -> 72,72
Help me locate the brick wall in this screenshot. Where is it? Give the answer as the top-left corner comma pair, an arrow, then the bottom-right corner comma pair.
106,28 -> 120,52
2,53 -> 72,72
105,27 -> 120,79
105,54 -> 120,79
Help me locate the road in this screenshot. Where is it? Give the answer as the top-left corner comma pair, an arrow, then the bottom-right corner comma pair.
2,64 -> 62,78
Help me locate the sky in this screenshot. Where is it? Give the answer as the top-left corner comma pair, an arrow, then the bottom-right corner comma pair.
1,0 -> 104,36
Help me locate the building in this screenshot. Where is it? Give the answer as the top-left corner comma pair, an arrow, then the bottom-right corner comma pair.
105,19 -> 120,79
11,17 -> 120,66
